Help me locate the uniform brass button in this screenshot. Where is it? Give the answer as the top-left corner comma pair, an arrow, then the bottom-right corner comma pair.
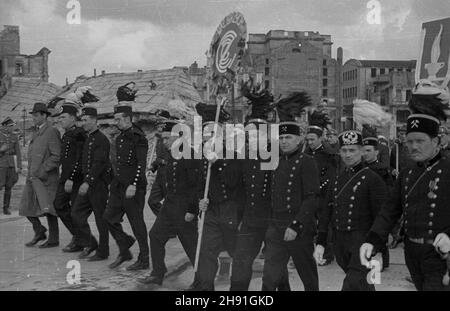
347,226 -> 351,230
290,174 -> 294,178
348,219 -> 351,223
287,189 -> 291,193
429,212 -> 434,217
349,204 -> 354,208
287,205 -> 291,209
428,230 -> 433,235
287,197 -> 290,201
288,182 -> 292,186
348,212 -> 352,215
350,196 -> 355,200
428,222 -> 433,226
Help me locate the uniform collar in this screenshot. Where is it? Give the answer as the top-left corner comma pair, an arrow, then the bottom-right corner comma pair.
417,150 -> 442,168
345,161 -> 364,173
65,125 -> 77,133
282,146 -> 301,160
88,128 -> 99,137
313,144 -> 323,152
367,159 -> 378,165
120,125 -> 133,134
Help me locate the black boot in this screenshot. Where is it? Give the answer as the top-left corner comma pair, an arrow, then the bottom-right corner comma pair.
3,190 -> 11,215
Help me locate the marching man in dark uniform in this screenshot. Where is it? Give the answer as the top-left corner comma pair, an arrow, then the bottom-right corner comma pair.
72,107 -> 111,261
363,137 -> 394,188
362,136 -> 393,271
139,118 -> 201,285
104,105 -> 149,270
193,113 -> 244,291
262,122 -> 320,291
0,117 -> 22,215
305,122 -> 338,266
230,118 -> 290,291
314,130 -> 388,291
361,81 -> 450,291
53,105 -> 87,252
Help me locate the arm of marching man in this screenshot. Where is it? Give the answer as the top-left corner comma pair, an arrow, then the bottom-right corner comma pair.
148,167 -> 166,216
316,180 -> 335,247
365,172 -> 404,251
290,155 -> 321,235
368,172 -> 389,221
69,129 -> 86,181
84,134 -> 110,186
129,132 -> 148,187
185,159 -> 203,215
41,127 -> 61,173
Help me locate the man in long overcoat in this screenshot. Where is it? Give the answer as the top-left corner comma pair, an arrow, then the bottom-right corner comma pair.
19,102 -> 61,248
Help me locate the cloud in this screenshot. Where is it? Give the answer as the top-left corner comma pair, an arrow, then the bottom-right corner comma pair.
2,0 -> 449,86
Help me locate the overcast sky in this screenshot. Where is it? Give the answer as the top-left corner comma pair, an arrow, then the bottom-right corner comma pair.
1,0 -> 449,85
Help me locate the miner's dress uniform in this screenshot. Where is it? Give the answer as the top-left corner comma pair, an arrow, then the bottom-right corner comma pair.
0,127 -> 21,213
197,158 -> 244,291
230,158 -> 291,291
366,158 -> 393,269
367,159 -> 394,189
305,144 -> 338,263
367,152 -> 450,290
148,151 -> 201,279
53,126 -> 86,245
72,128 -> 111,257
147,165 -> 167,216
318,161 -> 388,291
262,149 -> 321,291
104,125 -> 149,263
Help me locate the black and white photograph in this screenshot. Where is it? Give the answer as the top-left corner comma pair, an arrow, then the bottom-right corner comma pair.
0,0 -> 450,296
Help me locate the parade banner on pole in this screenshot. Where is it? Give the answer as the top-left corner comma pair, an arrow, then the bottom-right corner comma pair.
416,17 -> 450,89
209,12 -> 247,77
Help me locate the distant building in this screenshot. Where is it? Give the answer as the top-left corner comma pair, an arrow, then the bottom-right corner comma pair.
245,30 -> 343,128
342,59 -> 416,134
0,25 -> 51,98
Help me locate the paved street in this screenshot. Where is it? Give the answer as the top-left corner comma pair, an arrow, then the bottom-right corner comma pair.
0,181 -> 415,291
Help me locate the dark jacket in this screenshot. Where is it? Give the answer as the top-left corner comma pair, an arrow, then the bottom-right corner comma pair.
304,144 -> 338,197
159,150 -> 202,219
148,166 -> 167,216
367,152 -> 450,249
114,126 -> 148,189
59,126 -> 86,184
366,159 -> 394,188
317,162 -> 388,247
82,129 -> 111,186
271,148 -> 320,236
199,157 -> 244,228
241,158 -> 272,228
